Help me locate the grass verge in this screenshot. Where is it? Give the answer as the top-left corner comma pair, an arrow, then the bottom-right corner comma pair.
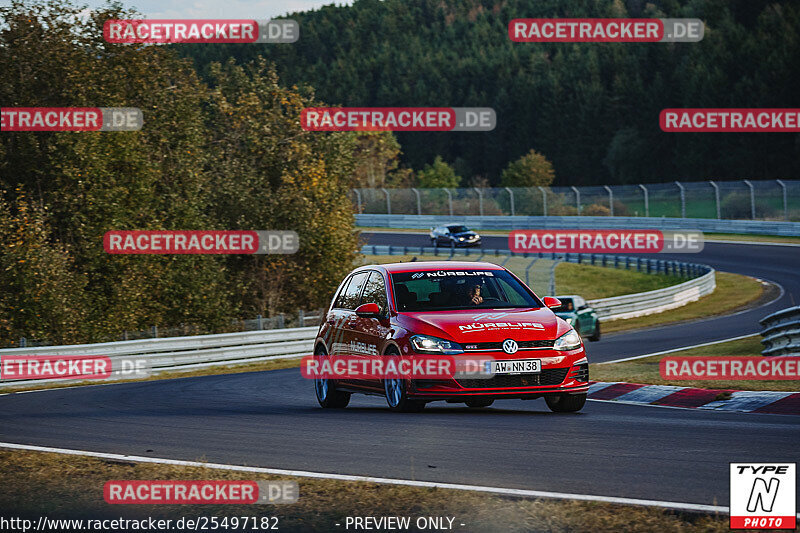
590,335 -> 799,392
0,449 -> 735,533
602,272 -> 771,334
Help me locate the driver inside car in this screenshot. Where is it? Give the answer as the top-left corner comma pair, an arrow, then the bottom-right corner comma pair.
466,284 -> 483,305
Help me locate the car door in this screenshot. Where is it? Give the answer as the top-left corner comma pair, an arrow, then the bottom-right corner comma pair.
351,270 -> 392,391
574,296 -> 594,335
329,271 -> 370,387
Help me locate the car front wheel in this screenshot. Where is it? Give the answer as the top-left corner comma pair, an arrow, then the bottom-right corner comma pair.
545,393 -> 586,413
384,350 -> 425,413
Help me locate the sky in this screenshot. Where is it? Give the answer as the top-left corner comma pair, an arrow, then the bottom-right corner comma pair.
0,0 -> 354,19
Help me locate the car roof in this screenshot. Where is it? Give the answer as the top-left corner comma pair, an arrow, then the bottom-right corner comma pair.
360,261 -> 504,274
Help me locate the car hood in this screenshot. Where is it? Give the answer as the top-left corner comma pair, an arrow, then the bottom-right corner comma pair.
397,307 -> 564,342
452,231 -> 478,238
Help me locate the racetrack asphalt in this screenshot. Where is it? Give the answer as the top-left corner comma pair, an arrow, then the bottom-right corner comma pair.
0,234 -> 797,508
0,369 -> 798,507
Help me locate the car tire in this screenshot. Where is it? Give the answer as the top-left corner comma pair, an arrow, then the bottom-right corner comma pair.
588,321 -> 601,342
383,349 -> 425,413
545,393 -> 586,413
465,398 -> 494,408
314,346 -> 350,409
431,238 -> 437,247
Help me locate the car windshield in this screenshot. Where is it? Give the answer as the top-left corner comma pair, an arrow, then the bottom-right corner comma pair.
447,225 -> 469,233
391,269 -> 542,312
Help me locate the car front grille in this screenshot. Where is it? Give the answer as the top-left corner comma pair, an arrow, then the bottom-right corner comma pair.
457,368 -> 570,389
463,340 -> 554,351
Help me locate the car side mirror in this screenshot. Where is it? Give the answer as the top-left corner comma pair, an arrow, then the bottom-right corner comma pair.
355,302 -> 382,319
543,296 -> 562,309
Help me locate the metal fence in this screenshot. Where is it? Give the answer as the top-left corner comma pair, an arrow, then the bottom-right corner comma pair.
760,306 -> 800,357
352,179 -> 800,221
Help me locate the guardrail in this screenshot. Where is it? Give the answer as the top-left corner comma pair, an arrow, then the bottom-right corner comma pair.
0,327 -> 317,389
760,306 -> 800,357
360,244 -> 716,321
356,214 -> 800,237
0,249 -> 715,388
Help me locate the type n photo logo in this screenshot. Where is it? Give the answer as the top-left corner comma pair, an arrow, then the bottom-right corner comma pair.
730,463 -> 796,529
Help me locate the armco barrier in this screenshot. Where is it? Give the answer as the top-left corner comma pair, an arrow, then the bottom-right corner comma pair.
360,245 -> 716,321
0,251 -> 715,388
356,214 -> 800,237
760,306 -> 800,357
0,327 -> 317,389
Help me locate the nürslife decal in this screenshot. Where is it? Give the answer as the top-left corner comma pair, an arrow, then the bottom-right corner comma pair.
103,231 -> 299,254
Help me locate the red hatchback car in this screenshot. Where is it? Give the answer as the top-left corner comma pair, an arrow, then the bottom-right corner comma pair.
313,261 -> 589,412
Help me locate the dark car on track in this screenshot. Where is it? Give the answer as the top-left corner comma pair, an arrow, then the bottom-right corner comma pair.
552,295 -> 601,342
430,224 -> 481,247
313,261 -> 589,413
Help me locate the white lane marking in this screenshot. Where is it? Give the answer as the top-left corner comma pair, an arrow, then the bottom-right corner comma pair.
0,441 -> 731,515
597,333 -> 760,364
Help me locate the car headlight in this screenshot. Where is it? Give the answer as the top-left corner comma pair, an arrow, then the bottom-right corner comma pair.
553,328 -> 582,351
458,237 -> 465,241
565,316 -> 575,325
410,335 -> 464,354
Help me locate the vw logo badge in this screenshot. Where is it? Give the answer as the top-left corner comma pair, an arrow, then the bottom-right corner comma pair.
502,339 -> 518,354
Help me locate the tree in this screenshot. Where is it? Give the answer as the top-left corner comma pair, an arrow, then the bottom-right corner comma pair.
0,192 -> 88,346
500,149 -> 555,188
416,156 -> 462,188
351,131 -> 412,188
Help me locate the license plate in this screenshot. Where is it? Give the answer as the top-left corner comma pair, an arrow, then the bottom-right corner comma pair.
489,359 -> 541,375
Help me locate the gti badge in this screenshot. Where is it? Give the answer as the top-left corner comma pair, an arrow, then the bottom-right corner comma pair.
502,339 -> 518,354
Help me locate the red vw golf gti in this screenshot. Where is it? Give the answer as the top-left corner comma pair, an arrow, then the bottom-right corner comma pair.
313,262 -> 589,412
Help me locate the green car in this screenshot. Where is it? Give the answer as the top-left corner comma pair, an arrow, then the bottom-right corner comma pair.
552,295 -> 601,342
